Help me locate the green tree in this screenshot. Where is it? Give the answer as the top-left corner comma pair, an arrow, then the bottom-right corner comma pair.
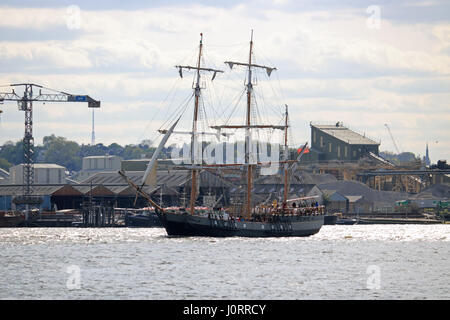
78,143 -> 109,158
42,136 -> 81,171
380,151 -> 420,165
1,136 -> 172,172
122,145 -> 146,160
0,157 -> 12,170
107,143 -> 124,156
0,140 -> 25,165
43,134 -> 58,147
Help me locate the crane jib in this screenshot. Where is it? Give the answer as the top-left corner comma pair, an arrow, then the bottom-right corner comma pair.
74,95 -> 87,102
68,95 -> 100,107
0,83 -> 101,217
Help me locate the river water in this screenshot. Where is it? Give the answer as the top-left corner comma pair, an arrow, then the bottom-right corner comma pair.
0,225 -> 448,300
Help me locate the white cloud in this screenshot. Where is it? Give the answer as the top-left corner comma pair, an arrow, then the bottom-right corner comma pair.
0,7 -> 66,30
0,3 -> 449,162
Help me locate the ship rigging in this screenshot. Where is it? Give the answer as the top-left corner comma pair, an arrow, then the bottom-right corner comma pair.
120,31 -> 325,237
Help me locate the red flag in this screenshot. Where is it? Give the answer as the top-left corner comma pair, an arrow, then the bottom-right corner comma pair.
297,147 -> 310,154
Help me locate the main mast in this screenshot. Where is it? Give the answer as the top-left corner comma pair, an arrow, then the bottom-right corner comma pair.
245,30 -> 254,219
222,30 -> 278,219
190,33 -> 203,215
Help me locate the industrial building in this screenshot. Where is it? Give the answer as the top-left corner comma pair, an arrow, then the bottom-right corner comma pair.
9,163 -> 66,185
0,144 -> 447,217
75,155 -> 123,181
302,122 -> 380,163
0,169 -> 237,212
121,158 -> 178,171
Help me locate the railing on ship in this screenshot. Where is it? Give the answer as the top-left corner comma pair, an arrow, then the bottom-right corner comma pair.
253,205 -> 325,216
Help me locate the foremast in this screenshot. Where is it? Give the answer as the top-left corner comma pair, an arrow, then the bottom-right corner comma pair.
176,33 -> 223,215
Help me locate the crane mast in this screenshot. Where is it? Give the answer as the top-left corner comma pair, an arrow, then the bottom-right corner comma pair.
0,83 -> 100,218
384,123 -> 401,154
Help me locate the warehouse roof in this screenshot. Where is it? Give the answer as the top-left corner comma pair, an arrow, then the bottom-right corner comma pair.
83,155 -> 122,159
318,180 -> 408,204
312,124 -> 380,145
0,185 -> 63,196
80,170 -> 192,188
10,163 -> 66,169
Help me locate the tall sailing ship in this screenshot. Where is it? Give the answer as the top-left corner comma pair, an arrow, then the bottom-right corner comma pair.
120,32 -> 325,237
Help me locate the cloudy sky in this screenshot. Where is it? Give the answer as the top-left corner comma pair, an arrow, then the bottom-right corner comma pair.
0,0 -> 448,163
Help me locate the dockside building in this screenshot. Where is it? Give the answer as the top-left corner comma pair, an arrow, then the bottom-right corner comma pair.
302,122 -> 380,163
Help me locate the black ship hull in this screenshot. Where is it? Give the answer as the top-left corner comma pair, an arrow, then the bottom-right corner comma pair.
157,211 -> 324,237
324,215 -> 338,225
126,214 -> 162,227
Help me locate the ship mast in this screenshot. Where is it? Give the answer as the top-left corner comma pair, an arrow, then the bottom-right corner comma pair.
245,30 -> 254,219
176,34 -> 223,215
223,30 -> 278,219
190,33 -> 203,215
283,105 -> 289,208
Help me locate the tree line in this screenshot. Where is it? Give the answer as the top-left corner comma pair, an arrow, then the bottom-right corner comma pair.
379,151 -> 422,166
0,135 -> 156,172
0,135 -> 423,173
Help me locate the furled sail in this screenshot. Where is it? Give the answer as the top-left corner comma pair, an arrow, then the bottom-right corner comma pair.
142,116 -> 181,187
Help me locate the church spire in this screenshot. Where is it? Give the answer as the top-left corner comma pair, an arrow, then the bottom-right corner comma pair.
425,142 -> 431,166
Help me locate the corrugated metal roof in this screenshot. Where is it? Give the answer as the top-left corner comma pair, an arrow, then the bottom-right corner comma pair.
0,185 -> 63,195
329,191 -> 348,202
11,163 -> 66,169
313,124 -> 379,145
319,180 -> 408,203
0,170 -> 270,197
73,185 -> 115,195
52,185 -> 83,196
83,155 -> 122,159
79,170 -> 192,188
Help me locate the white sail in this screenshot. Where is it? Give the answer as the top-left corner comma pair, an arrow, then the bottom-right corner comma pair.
142,116 -> 181,187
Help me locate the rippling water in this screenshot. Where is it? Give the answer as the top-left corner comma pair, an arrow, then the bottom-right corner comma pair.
0,225 -> 449,300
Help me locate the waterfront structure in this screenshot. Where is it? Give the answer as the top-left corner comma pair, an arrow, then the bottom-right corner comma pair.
303,123 -> 380,163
